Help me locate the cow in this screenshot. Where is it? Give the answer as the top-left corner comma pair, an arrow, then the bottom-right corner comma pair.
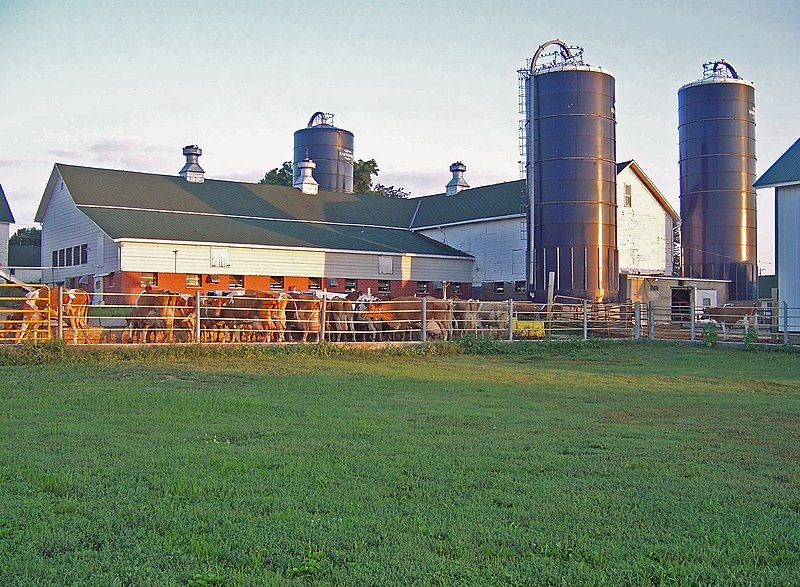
700,302 -> 759,341
476,301 -> 510,337
200,294 -> 230,342
362,297 -> 453,341
324,298 -> 356,342
220,290 -> 289,343
126,289 -> 195,343
285,293 -> 322,342
6,287 -> 91,344
453,299 -> 480,336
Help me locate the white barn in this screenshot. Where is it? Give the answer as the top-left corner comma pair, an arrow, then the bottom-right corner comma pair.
754,137 -> 800,329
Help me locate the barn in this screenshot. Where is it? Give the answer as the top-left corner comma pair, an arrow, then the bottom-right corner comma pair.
34,148 -> 678,302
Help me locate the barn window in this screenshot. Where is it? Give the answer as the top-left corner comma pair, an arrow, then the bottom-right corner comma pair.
207,274 -> 220,284
416,281 -> 429,294
58,249 -> 65,267
52,250 -> 58,268
494,282 -> 505,293
377,280 -> 390,294
378,256 -> 393,275
452,283 -> 462,294
210,248 -> 230,268
624,184 -> 632,207
65,247 -> 73,266
308,277 -> 322,290
229,275 -> 244,289
270,276 -> 284,290
327,278 -> 338,287
344,278 -> 357,292
140,272 -> 158,287
80,244 -> 88,265
515,280 -> 526,293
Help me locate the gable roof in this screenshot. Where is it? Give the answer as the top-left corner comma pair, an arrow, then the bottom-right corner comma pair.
410,180 -> 527,228
79,207 -> 472,258
618,160 -> 680,222
0,184 -> 15,224
754,137 -> 800,188
37,164 -> 418,227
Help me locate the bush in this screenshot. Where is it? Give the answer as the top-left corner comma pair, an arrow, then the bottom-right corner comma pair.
701,322 -> 718,348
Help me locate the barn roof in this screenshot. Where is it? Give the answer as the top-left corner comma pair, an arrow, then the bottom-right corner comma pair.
0,184 -> 15,224
754,137 -> 800,188
409,180 -> 527,228
39,164 -> 418,228
7,244 -> 41,267
79,207 -> 473,258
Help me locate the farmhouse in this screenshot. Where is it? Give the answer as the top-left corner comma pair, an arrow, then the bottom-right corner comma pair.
34,148 -> 678,301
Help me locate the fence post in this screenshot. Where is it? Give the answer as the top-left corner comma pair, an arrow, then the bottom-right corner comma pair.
508,299 -> 514,341
690,291 -> 696,342
421,297 -> 427,342
648,301 -> 655,340
634,301 -> 641,340
56,286 -> 64,341
319,296 -> 326,342
194,289 -> 201,343
784,301 -> 789,346
582,300 -> 588,341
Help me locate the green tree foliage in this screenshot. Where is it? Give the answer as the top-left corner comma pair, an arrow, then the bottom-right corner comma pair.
9,226 -> 41,246
261,158 -> 411,198
353,159 -> 379,194
259,162 -> 293,186
373,183 -> 411,199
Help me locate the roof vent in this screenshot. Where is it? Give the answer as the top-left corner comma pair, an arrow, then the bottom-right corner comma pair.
293,156 -> 319,195
180,145 -> 205,183
446,161 -> 469,196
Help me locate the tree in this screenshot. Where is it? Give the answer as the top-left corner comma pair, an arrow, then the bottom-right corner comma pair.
259,161 -> 293,186
259,157 -> 411,197
9,227 -> 41,246
353,159 -> 379,194
373,183 -> 411,199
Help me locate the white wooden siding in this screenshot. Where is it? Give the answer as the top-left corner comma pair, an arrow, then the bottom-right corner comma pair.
119,241 -> 473,283
40,171 -> 119,283
777,184 -> 800,329
417,217 -> 526,284
617,166 -> 674,275
0,223 -> 8,267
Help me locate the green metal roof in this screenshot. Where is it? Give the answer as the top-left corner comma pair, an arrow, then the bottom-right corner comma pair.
754,137 -> 800,188
0,184 -> 15,224
7,244 -> 41,267
79,207 -> 472,258
411,180 -> 527,228
46,164 -> 418,228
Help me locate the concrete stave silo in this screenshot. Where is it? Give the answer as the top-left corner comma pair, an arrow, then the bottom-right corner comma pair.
522,40 -> 618,302
293,112 -> 355,193
678,60 -> 757,300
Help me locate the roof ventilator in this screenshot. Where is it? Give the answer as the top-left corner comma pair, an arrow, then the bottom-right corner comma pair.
179,145 -> 205,183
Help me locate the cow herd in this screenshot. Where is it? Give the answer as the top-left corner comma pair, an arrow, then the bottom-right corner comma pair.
0,287 -> 514,344
0,285 -> 766,345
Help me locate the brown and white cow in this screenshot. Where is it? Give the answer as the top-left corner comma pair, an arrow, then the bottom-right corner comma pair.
6,287 -> 90,344
285,293 -> 322,342
126,289 -> 195,343
220,290 -> 289,343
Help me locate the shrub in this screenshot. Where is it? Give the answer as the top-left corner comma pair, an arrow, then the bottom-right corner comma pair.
701,322 -> 718,348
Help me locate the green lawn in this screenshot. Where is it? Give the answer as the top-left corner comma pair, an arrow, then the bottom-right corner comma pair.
1,343 -> 798,585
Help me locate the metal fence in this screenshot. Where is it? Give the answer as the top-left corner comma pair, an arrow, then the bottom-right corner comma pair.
1,283 -> 799,347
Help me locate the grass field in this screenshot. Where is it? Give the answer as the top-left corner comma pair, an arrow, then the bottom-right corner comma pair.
1,342 -> 798,585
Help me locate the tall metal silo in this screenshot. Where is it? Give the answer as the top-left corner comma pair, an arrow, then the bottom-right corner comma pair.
521,40 -> 618,302
678,61 -> 757,300
293,112 -> 354,193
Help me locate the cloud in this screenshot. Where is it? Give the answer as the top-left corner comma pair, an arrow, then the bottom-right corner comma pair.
49,148 -> 82,160
0,157 -> 27,167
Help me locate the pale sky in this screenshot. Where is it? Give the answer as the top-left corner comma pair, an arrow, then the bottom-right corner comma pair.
1,0 -> 798,273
